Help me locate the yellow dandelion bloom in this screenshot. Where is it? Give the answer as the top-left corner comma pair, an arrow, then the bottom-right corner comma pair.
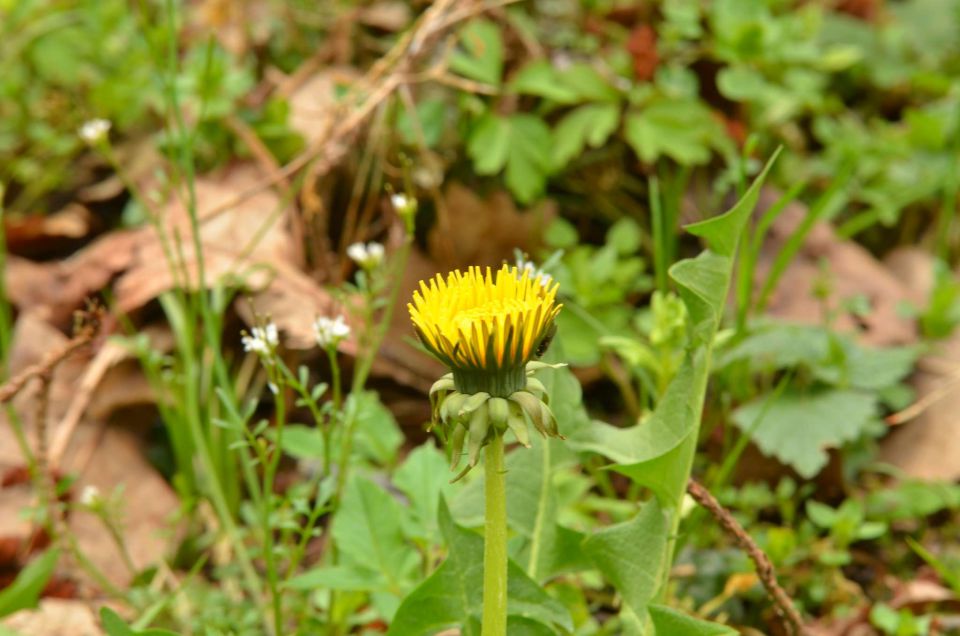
409,265 -> 561,396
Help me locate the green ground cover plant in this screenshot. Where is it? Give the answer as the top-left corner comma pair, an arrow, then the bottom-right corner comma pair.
1,1 -> 959,635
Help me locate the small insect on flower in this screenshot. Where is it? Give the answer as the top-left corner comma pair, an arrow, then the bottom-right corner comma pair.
313,315 -> 351,349
78,118 -> 111,145
410,265 -> 565,478
242,323 -> 279,355
347,241 -> 385,270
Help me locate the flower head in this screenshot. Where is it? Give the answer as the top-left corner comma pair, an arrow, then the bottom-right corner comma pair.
79,485 -> 101,507
79,119 -> 111,145
515,256 -> 552,287
409,265 -> 561,394
242,323 -> 279,355
347,241 -> 385,270
314,315 -> 351,349
412,266 -> 564,478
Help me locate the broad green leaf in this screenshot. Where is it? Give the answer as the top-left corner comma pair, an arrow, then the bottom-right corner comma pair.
351,391 -> 404,465
467,113 -> 511,175
388,500 -> 573,635
561,63 -> 622,101
393,441 -> 456,541
648,605 -> 737,635
732,389 -> 877,478
583,499 -> 667,616
449,19 -> 503,85
332,477 -> 419,597
510,60 -> 580,103
568,359 -> 701,471
100,607 -> 179,636
624,100 -> 722,165
285,565 -> 385,592
684,147 -> 780,257
276,424 -> 325,460
552,103 -> 620,169
397,98 -> 447,148
0,549 -> 59,619
505,115 -> 553,203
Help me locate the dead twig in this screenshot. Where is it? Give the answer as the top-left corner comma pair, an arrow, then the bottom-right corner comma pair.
687,479 -> 809,636
0,314 -> 100,405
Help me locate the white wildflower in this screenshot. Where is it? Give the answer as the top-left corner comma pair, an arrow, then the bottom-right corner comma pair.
79,485 -> 101,506
268,382 -> 279,395
242,323 -> 279,355
390,193 -> 411,210
78,119 -> 111,145
516,257 -> 552,287
347,241 -> 385,269
314,315 -> 351,349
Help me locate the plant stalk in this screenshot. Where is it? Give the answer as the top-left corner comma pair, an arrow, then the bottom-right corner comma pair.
482,435 -> 508,636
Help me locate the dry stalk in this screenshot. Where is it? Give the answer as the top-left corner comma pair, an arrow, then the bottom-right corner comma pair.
0,317 -> 99,405
687,478 -> 809,636
198,0 -> 511,226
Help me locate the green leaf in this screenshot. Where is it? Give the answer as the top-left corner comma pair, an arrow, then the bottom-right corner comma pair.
505,115 -> 553,204
276,424 -> 325,460
583,498 -> 667,616
393,441 -> 456,542
684,147 -> 780,257
100,607 -> 180,636
510,61 -> 580,103
560,63 -> 622,102
285,565 -> 385,592
332,477 -> 419,597
648,605 -> 737,635
450,19 -> 504,85
351,391 -> 404,465
732,389 -> 877,478
388,500 -> 573,635
467,113 -> 511,175
624,100 -> 722,165
552,103 -> 620,169
397,98 -> 447,148
0,549 -> 59,619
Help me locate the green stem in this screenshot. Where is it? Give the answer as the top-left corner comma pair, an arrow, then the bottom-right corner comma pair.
482,435 -> 508,636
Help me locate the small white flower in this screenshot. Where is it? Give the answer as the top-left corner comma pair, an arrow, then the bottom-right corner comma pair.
314,315 -> 351,348
79,485 -> 101,506
242,323 -> 279,355
347,241 -> 385,269
391,193 -> 411,210
268,382 -> 279,395
79,119 -> 111,144
516,257 -> 552,287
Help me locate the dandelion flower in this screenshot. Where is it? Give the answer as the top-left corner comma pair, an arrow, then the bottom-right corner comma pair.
410,265 -> 564,473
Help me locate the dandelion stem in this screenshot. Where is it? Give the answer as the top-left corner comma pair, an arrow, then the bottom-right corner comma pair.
482,434 -> 508,636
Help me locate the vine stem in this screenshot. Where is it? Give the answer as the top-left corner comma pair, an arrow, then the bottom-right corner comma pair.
482,435 -> 508,636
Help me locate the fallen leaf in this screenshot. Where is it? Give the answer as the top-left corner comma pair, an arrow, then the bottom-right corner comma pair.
2,598 -> 101,636
427,182 -> 555,271
755,190 -> 917,347
879,248 -> 960,480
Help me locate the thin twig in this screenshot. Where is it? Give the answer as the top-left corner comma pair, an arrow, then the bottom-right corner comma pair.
687,479 -> 808,636
0,319 -> 99,405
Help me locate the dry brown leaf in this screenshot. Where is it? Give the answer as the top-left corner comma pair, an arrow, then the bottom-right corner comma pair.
5,230 -> 142,329
755,190 -> 916,346
428,183 -> 556,271
5,204 -> 93,257
114,162 -> 299,313
286,69 -> 358,146
358,2 -> 412,31
0,312 -> 177,590
2,599 -> 102,636
879,248 -> 960,480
